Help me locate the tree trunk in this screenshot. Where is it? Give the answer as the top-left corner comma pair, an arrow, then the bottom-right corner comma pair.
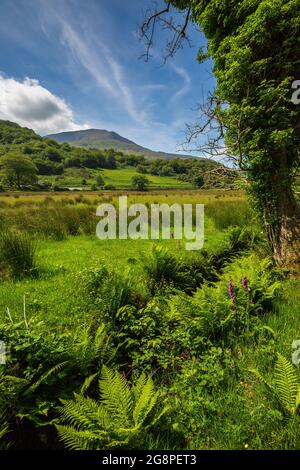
264,148 -> 300,274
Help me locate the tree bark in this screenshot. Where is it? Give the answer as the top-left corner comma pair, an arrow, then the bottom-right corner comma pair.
264,148 -> 300,274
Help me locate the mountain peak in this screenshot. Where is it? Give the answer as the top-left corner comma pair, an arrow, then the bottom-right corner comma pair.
46,128 -> 200,161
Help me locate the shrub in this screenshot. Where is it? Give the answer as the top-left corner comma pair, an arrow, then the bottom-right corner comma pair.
0,320 -> 115,449
141,246 -> 194,294
78,265 -> 138,318
0,230 -> 37,278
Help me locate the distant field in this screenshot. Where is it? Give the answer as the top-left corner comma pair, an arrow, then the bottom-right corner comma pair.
0,189 -> 247,328
101,168 -> 192,188
0,188 -> 246,203
39,167 -> 193,190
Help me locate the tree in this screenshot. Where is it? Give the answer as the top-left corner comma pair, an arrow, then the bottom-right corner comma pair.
141,1 -> 300,272
131,175 -> 150,191
136,164 -> 148,174
193,174 -> 204,188
0,153 -> 38,189
95,174 -> 105,188
105,150 -> 117,169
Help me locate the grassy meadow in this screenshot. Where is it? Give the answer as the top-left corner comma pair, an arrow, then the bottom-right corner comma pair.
0,189 -> 299,450
39,167 -> 193,189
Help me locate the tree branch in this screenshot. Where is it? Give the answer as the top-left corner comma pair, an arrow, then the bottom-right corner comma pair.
140,2 -> 192,62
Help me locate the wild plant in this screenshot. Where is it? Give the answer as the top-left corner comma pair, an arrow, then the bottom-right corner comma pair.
250,353 -> 300,416
56,366 -> 169,450
0,230 -> 37,278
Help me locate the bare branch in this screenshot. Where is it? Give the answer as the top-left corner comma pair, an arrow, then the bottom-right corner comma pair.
179,93 -> 254,172
140,2 -> 192,62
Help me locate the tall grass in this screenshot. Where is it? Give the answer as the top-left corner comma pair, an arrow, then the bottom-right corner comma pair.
0,230 -> 37,278
0,204 -> 96,240
206,199 -> 253,229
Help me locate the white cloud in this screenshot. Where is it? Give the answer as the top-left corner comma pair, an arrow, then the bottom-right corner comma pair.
171,65 -> 191,99
60,22 -> 147,124
0,74 -> 88,134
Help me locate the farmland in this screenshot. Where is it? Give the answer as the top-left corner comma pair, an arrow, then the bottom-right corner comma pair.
39,167 -> 193,190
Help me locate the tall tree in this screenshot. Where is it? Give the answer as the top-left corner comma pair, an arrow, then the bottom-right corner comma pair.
142,0 -> 300,272
0,153 -> 38,189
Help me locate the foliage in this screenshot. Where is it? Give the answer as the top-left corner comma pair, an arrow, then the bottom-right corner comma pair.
0,319 -> 115,448
141,246 -> 194,294
0,120 -> 238,191
131,175 -> 150,191
165,0 -> 300,267
0,408 -> 9,448
56,366 -> 168,450
250,353 -> 300,416
0,193 -> 298,450
0,230 -> 37,278
0,153 -> 38,189
78,264 -> 138,318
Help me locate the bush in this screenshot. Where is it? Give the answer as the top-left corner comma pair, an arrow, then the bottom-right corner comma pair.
0,230 -> 37,278
131,175 -> 149,191
141,246 -> 194,294
78,265 -> 139,319
0,320 -> 114,449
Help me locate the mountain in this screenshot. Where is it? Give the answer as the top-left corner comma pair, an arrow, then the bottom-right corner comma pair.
46,129 -> 199,161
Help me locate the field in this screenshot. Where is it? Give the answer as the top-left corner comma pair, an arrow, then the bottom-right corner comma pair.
39,167 -> 193,190
0,189 -> 300,450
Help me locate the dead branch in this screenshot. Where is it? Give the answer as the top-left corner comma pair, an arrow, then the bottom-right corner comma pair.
140,2 -> 192,62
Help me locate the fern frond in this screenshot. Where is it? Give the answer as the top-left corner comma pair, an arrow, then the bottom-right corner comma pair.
1,375 -> 29,387
133,376 -> 158,426
56,425 -> 104,450
249,354 -> 300,416
295,387 -> 300,411
27,361 -> 68,394
60,396 -> 100,430
80,373 -> 98,395
0,410 -> 9,441
99,366 -> 132,425
275,353 -> 299,415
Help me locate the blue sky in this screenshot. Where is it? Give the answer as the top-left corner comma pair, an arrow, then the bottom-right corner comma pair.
0,0 -> 215,154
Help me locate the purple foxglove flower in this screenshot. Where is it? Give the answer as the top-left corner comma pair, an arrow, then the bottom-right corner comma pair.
228,279 -> 235,303
242,276 -> 248,290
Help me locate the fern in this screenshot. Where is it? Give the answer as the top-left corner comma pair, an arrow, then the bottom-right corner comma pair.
70,324 -> 116,369
57,366 -> 169,450
274,354 -> 299,415
25,361 -> 68,395
250,353 -> 300,416
0,410 -> 9,441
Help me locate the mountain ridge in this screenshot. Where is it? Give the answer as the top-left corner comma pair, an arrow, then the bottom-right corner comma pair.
46,128 -> 200,161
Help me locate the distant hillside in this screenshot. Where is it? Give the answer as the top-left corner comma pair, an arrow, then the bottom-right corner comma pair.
0,120 -> 239,191
47,128 -> 200,161
0,120 -> 41,145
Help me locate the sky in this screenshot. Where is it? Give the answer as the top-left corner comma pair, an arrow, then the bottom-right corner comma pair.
0,0 -> 215,155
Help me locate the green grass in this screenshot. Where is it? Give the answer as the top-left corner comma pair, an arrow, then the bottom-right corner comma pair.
39,167 -> 193,190
0,212 -> 225,330
0,189 -> 299,450
100,168 -> 192,188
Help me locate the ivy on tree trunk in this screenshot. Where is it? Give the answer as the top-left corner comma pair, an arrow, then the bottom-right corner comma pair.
142,0 -> 300,272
